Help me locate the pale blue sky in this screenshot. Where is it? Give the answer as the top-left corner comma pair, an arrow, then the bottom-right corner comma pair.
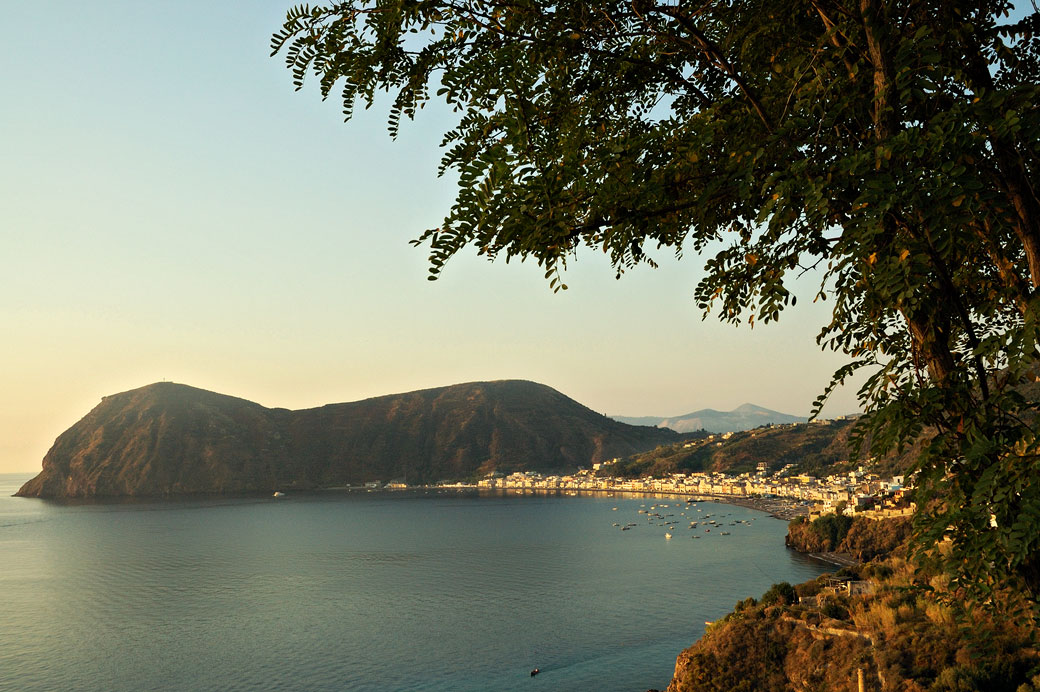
2,0 -> 861,472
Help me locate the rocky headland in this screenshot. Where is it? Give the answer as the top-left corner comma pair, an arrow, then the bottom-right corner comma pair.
16,380 -> 680,498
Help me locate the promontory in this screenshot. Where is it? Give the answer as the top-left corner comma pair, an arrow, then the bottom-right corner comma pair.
16,380 -> 681,498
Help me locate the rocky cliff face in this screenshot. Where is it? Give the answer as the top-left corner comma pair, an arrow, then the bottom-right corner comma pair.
16,380 -> 679,498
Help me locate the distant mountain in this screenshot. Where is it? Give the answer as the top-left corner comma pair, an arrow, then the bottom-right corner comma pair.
16,380 -> 682,498
612,403 -> 807,433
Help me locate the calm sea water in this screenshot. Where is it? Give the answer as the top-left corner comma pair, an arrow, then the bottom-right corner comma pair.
0,473 -> 827,691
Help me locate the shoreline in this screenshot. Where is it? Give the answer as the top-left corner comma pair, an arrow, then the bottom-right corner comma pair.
13,481 -> 814,522
452,486 -> 812,521
804,551 -> 859,568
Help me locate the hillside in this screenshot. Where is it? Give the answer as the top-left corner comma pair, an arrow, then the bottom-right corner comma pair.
664,534 -> 1038,692
16,380 -> 681,498
613,403 -> 807,433
603,419 -> 862,478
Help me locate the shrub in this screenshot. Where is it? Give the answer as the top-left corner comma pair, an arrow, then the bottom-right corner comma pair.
821,601 -> 851,621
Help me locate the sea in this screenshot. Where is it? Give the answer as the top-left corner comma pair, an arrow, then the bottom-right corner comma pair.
0,472 -> 828,692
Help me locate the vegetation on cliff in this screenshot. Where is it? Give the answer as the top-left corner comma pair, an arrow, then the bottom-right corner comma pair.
787,514 -> 912,562
667,552 -> 1039,692
16,380 -> 680,498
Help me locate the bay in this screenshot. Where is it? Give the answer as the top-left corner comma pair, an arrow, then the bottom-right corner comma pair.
0,473 -> 828,691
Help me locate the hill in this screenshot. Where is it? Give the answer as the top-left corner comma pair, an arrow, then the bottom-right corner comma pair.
613,403 -> 807,433
16,380 -> 681,498
603,419 -> 861,478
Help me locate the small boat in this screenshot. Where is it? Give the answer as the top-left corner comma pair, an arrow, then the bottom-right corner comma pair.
720,531 -> 731,535
272,491 -> 285,497
665,533 -> 672,539
531,668 -> 540,677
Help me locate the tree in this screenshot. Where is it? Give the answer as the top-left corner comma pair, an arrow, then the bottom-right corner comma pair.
760,581 -> 798,607
272,1 -> 1040,604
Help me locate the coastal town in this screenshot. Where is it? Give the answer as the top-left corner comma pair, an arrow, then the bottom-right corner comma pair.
362,420 -> 915,522
465,461 -> 914,522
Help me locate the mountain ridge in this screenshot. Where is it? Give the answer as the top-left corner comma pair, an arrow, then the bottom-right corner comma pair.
612,403 -> 807,433
16,380 -> 681,498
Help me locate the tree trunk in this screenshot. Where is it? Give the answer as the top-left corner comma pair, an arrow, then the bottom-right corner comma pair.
904,309 -> 955,384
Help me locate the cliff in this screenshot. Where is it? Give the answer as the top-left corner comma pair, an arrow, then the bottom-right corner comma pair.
16,380 -> 680,498
665,557 -> 1038,692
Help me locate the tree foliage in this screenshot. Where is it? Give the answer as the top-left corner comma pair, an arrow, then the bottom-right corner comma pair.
272,1 -> 1040,603
760,581 -> 799,607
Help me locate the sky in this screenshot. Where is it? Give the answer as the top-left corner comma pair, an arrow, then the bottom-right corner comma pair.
1,0 -> 863,473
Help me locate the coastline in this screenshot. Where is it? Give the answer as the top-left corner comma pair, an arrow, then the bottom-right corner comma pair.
14,478 -> 814,524
804,551 -> 859,568
426,485 -> 813,521
698,494 -> 809,521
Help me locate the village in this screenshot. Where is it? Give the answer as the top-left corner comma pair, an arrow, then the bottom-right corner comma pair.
470,459 -> 914,522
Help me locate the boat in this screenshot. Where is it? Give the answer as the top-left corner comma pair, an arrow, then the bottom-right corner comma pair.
664,533 -> 672,539
272,491 -> 285,497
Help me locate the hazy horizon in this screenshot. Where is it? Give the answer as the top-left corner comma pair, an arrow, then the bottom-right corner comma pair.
2,1 -> 861,474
